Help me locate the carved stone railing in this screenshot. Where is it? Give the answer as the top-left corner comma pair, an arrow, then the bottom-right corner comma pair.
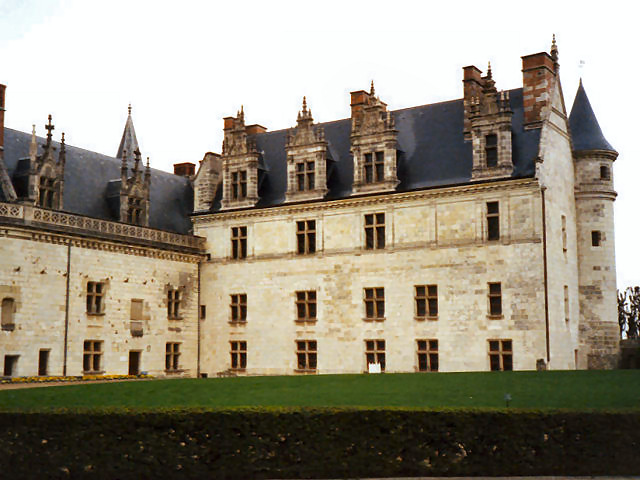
0,202 -> 205,251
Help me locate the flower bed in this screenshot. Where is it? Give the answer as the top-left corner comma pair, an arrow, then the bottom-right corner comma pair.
1,374 -> 153,384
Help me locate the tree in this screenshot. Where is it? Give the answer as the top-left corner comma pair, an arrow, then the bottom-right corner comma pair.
618,286 -> 640,339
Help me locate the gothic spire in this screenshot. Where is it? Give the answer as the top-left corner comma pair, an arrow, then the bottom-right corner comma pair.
116,104 -> 140,165
550,33 -> 559,72
370,80 -> 375,96
58,132 -> 66,166
44,114 -> 54,149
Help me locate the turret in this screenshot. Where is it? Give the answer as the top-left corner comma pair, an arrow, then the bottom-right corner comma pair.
570,80 -> 619,368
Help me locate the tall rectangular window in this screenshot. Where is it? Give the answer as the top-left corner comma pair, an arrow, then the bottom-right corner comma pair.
415,285 -> 438,319
564,285 -> 570,322
296,220 -> 316,254
231,170 -> 247,200
562,215 -> 567,253
363,152 -> 385,183
295,290 -> 317,322
86,281 -> 105,314
488,339 -> 512,371
364,287 -> 385,320
486,201 -> 499,241
296,160 -> 315,191
230,341 -> 247,370
167,288 -> 181,319
296,340 -> 317,372
231,226 -> 247,259
488,282 -> 502,317
83,340 -> 103,373
165,342 -> 181,372
600,165 -> 611,180
591,230 -> 602,247
485,134 -> 498,167
417,339 -> 439,372
365,339 -> 386,372
127,197 -> 143,225
1,298 -> 15,331
364,213 -> 385,250
230,294 -> 247,323
38,177 -> 55,208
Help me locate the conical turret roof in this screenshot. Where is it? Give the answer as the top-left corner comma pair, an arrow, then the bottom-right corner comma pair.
569,80 -> 615,152
116,105 -> 140,163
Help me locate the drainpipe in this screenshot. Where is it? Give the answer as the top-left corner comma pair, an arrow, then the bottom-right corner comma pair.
541,187 -> 550,363
197,260 -> 201,378
63,240 -> 71,376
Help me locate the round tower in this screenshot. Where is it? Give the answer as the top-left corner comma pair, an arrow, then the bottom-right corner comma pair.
569,80 -> 619,368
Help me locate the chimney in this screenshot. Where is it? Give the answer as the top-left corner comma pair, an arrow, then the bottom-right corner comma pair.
0,84 -> 6,151
350,89 -> 371,121
223,116 -> 235,130
173,162 -> 196,177
462,65 -> 483,134
521,52 -> 556,126
245,124 -> 267,135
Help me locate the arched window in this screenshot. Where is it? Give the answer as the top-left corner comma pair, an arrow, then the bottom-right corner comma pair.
1,298 -> 15,331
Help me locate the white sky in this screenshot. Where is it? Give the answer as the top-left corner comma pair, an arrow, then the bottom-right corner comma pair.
1,0 -> 638,287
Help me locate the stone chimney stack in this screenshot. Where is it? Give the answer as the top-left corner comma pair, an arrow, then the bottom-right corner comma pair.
350,89 -> 372,124
462,65 -> 483,134
521,52 -> 556,127
173,162 -> 196,177
0,84 -> 6,152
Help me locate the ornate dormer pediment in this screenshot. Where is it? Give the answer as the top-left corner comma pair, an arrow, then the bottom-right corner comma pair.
119,148 -> 151,226
350,82 -> 399,195
220,107 -> 262,210
284,97 -> 329,203
464,64 -> 514,181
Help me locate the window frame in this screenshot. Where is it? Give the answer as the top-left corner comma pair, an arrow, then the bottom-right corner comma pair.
165,342 -> 181,372
82,340 -> 103,374
417,339 -> 439,372
296,159 -> 315,191
591,230 -> 602,247
230,340 -> 247,371
364,212 -> 385,250
231,226 -> 248,260
230,293 -> 247,324
295,290 -> 317,323
296,220 -> 316,255
486,201 -> 500,241
415,285 -> 438,320
86,281 -> 105,315
1,297 -> 15,331
488,339 -> 513,371
38,176 -> 55,209
295,340 -> 317,373
363,287 -> 385,321
364,339 -> 386,372
231,170 -> 248,200
488,282 -> 502,318
363,151 -> 385,184
485,133 -> 498,168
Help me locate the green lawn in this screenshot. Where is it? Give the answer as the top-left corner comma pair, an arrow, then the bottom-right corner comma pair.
1,370 -> 639,411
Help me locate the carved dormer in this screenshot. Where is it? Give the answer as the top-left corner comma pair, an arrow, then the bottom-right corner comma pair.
284,97 -> 329,203
220,107 -> 262,210
119,148 -> 151,226
25,116 -> 66,209
350,82 -> 398,195
463,64 -> 514,180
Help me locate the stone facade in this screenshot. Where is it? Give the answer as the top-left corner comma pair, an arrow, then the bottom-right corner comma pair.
0,38 -> 621,378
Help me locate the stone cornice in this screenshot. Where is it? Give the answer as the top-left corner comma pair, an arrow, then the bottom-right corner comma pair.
193,177 -> 540,224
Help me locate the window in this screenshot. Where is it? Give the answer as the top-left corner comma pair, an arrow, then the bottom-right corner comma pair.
564,285 -> 570,322
592,230 -> 602,247
200,305 -> 206,319
600,165 -> 610,180
83,340 -> 103,373
165,342 -> 181,372
296,160 -> 315,191
561,215 -> 567,253
365,339 -> 386,372
296,220 -> 316,254
130,299 -> 144,337
486,201 -> 499,241
488,282 -> 502,317
230,341 -> 247,370
1,298 -> 15,331
86,281 -> 105,314
230,294 -> 247,323
231,226 -> 247,259
364,213 -> 385,250
38,177 -> 55,208
485,134 -> 498,167
231,170 -> 247,200
363,151 -> 384,183
295,290 -> 317,322
364,287 -> 385,320
127,197 -> 143,225
488,339 -> 512,371
415,285 -> 438,319
417,339 -> 439,372
296,340 -> 317,372
167,288 -> 181,319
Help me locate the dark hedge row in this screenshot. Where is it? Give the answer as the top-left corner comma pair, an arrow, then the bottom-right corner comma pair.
1,408 -> 638,479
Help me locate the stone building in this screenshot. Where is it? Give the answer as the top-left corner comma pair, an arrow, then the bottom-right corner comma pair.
0,39 -> 620,377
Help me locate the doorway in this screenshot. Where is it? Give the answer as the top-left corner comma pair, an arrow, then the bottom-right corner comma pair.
4,355 -> 19,376
38,350 -> 49,376
129,351 -> 141,375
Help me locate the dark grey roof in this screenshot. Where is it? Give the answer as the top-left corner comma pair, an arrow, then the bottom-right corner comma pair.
569,80 -> 616,153
226,87 -> 540,211
2,128 -> 193,234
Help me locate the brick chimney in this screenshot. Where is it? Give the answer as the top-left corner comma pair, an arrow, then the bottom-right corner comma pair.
521,52 -> 556,126
245,124 -> 267,135
174,162 -> 195,177
462,65 -> 483,134
350,89 -> 371,121
0,84 -> 6,151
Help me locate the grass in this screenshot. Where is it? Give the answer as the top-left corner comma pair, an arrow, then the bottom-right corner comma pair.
0,370 -> 638,411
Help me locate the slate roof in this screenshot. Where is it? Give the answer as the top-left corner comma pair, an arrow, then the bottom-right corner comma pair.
569,80 -> 616,153
116,107 -> 140,164
211,87 -> 541,211
2,127 -> 193,234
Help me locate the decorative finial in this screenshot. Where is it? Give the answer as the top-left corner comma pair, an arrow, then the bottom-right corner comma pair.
487,62 -> 492,79
146,156 -> 150,168
550,34 -> 559,73
370,80 -> 375,96
302,96 -> 307,114
61,132 -> 65,145
29,125 -> 37,159
128,104 -> 132,116
45,114 -> 55,145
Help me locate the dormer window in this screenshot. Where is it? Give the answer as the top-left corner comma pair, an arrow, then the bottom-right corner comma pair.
127,197 -> 144,225
364,152 -> 384,184
231,170 -> 248,200
297,160 -> 315,191
485,134 -> 498,167
38,177 -> 55,208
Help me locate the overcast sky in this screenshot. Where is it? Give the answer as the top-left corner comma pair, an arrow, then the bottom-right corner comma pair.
1,0 -> 638,288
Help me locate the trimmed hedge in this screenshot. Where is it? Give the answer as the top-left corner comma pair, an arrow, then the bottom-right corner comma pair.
1,408 -> 639,478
